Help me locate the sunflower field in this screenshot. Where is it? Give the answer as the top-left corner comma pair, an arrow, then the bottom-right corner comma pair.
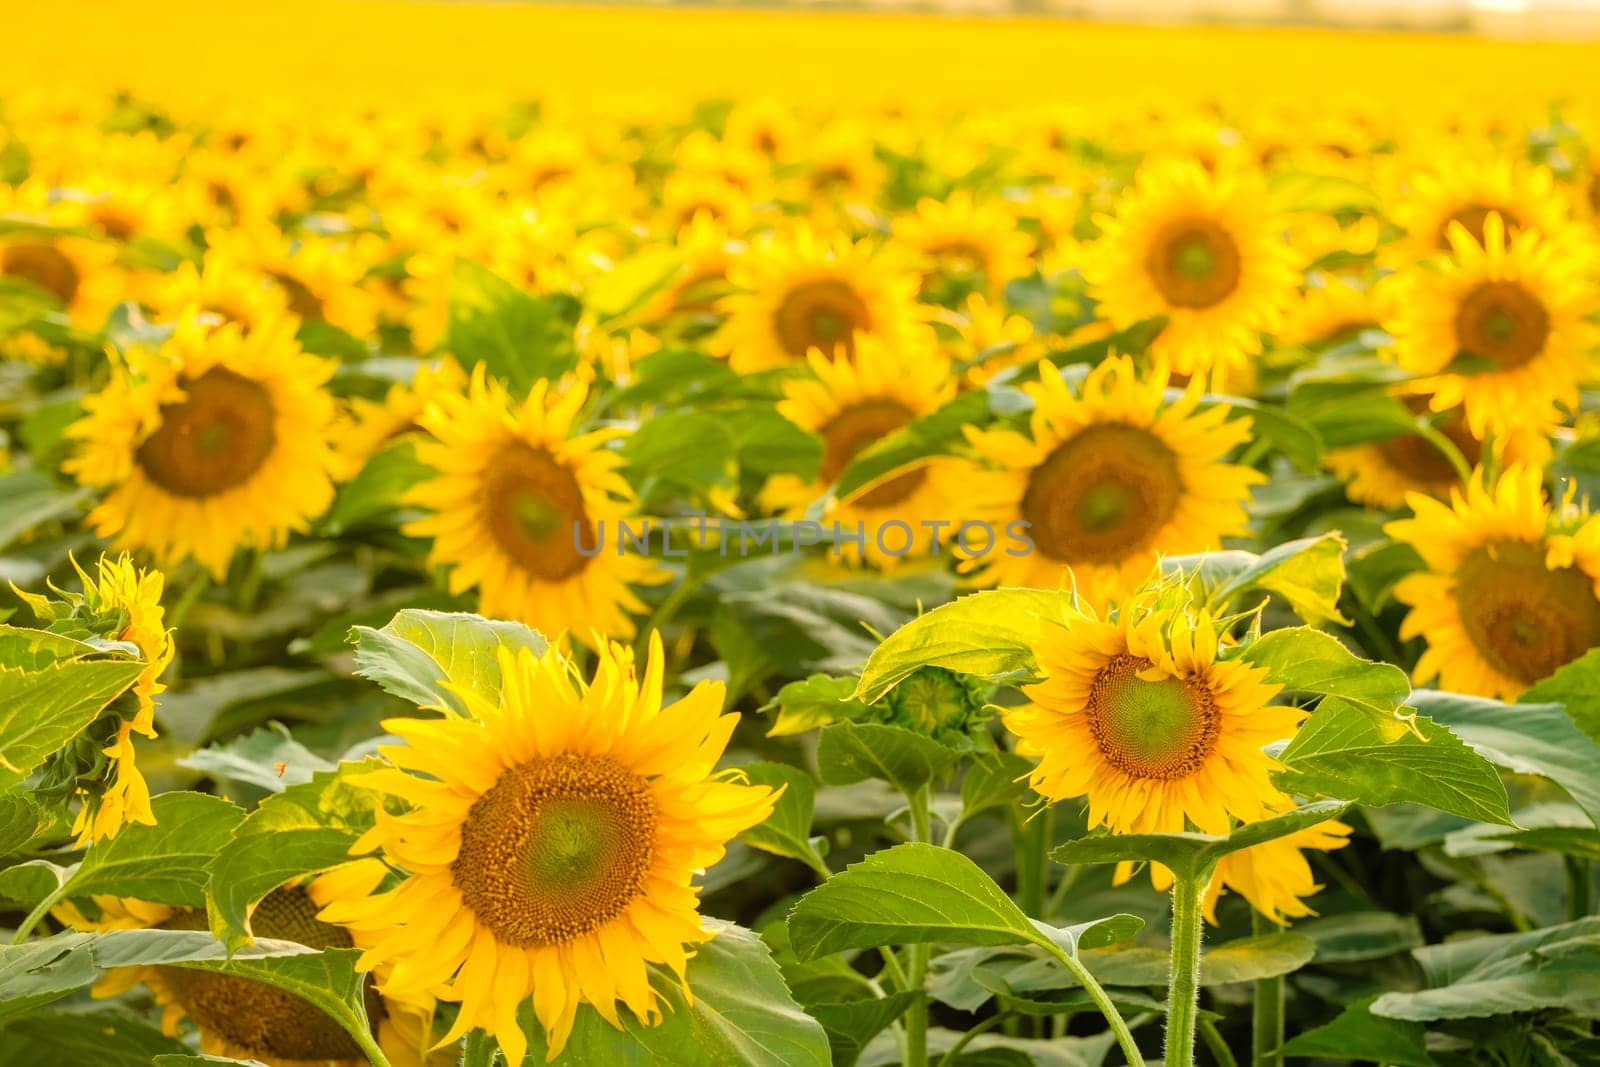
6,10 -> 1600,1067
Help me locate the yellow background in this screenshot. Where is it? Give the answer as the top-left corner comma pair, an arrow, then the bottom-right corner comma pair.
9,0 -> 1600,113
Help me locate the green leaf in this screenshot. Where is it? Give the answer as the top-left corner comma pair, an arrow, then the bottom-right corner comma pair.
1199,933 -> 1317,984
206,778 -> 370,952
763,674 -> 871,737
0,932 -> 98,1025
1050,800 -> 1352,880
1373,928 -> 1600,1021
815,722 -> 959,795
0,1012 -> 190,1067
350,609 -> 547,714
1523,647 -> 1600,746
1202,394 -> 1321,472
0,792 -> 55,857
446,259 -> 577,392
959,752 -> 1035,822
1277,697 -> 1513,825
855,589 -> 1066,704
1240,627 -> 1409,713
1167,533 -> 1349,626
807,992 -> 920,1067
323,437 -> 432,533
64,791 -> 244,905
1295,911 -> 1424,963
1280,994 -> 1437,1065
788,842 -> 1041,960
180,723 -> 336,793
834,390 -> 991,500
1411,689 -> 1600,827
514,922 -> 831,1066
0,625 -> 102,670
0,470 -> 89,551
0,658 -> 148,788
738,762 -> 829,876
1267,171 -> 1384,213
154,1056 -> 270,1066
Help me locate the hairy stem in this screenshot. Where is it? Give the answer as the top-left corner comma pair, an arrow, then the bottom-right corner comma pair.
1251,910 -> 1284,1067
1165,867 -> 1212,1067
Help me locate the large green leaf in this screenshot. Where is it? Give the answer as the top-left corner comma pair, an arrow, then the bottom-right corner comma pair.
1523,648 -> 1600,747
854,589 -> 1065,703
1412,689 -> 1600,826
0,625 -> 102,670
1200,933 -> 1317,984
446,259 -> 577,393
1277,697 -> 1512,825
1372,926 -> 1600,1021
788,842 -> 1039,960
514,922 -> 832,1066
0,792 -> 55,857
738,762 -> 829,877
1239,627 -> 1409,713
206,775 -> 373,952
1280,995 -> 1437,1065
0,470 -> 89,551
322,436 -> 433,533
806,992 -> 920,1067
815,722 -> 959,795
762,674 -> 871,737
63,791 -> 244,905
0,933 -> 97,1025
1295,911 -> 1423,963
0,658 -> 147,788
1050,800 -> 1352,880
1165,533 -> 1349,626
350,609 -> 547,714
0,1010 -> 190,1065
180,723 -> 336,793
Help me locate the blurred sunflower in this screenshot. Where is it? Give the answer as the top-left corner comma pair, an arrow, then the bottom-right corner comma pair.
1085,159 -> 1299,379
63,865 -> 454,1067
640,213 -> 742,324
320,637 -> 778,1065
1388,465 -> 1600,699
331,358 -> 467,478
946,292 -> 1045,387
1279,278 -> 1382,351
953,356 -> 1261,608
1011,586 -> 1301,834
762,332 -> 956,568
1391,156 -> 1571,260
142,244 -> 287,329
895,191 -> 1036,302
64,315 -> 340,578
1324,392 -> 1549,509
0,180 -> 124,326
713,227 -> 922,372
1384,212 -> 1594,438
405,368 -> 663,641
1202,816 -> 1353,925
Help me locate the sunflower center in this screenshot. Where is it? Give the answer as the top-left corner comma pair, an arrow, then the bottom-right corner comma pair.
1021,423 -> 1183,565
1438,203 -> 1518,249
482,442 -> 596,582
1588,173 -> 1600,215
135,367 -> 277,498
1455,540 -> 1600,686
775,279 -> 872,360
2,242 -> 81,304
1453,280 -> 1549,370
1086,653 -> 1220,780
927,241 -> 988,277
157,888 -> 374,1061
452,753 -> 657,948
1146,217 -> 1241,309
819,399 -> 925,508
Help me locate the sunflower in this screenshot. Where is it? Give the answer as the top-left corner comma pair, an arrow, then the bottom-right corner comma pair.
0,179 -> 124,327
1085,159 -> 1299,379
141,244 -> 288,329
1383,212 -> 1595,438
895,191 -> 1036,301
1279,277 -> 1382,351
319,636 -> 778,1064
640,213 -> 742,324
762,332 -> 956,568
712,226 -> 923,373
1324,391 -> 1550,510
946,292 -> 1045,387
61,865 -> 454,1067
659,171 -> 755,235
1201,816 -> 1352,925
1010,586 -> 1301,835
66,554 -> 174,845
331,358 -> 467,478
953,355 -> 1262,608
214,226 -> 380,338
1390,156 -> 1572,262
404,368 -> 664,641
64,314 -> 341,579
1388,465 -> 1600,699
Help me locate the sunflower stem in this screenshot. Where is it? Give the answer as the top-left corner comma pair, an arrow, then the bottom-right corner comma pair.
904,784 -> 933,1067
1036,939 -> 1145,1066
1412,420 -> 1474,487
1164,865 -> 1213,1067
350,1024 -> 394,1067
1567,857 -> 1593,920
9,884 -> 67,944
1203,1017 -> 1242,1067
1017,804 -> 1053,919
461,1029 -> 496,1067
1250,910 -> 1284,1067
